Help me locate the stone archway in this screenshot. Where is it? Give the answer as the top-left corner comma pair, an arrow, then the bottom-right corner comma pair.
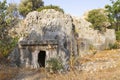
38,51 -> 46,67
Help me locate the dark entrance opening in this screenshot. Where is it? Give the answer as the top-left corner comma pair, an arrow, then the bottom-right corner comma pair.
38,51 -> 46,67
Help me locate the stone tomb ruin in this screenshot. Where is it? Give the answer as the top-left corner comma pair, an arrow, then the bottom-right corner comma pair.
18,31 -> 72,69
19,37 -> 58,68
9,10 -> 78,70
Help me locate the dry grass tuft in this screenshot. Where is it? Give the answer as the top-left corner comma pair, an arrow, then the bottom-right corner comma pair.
0,56 -> 19,80
0,67 -> 19,80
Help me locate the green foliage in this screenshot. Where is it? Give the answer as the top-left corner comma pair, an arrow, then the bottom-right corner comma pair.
37,5 -> 64,13
18,0 -> 44,17
0,0 -> 19,57
7,3 -> 19,25
0,37 -> 18,57
105,0 -> 120,31
86,9 -> 110,32
46,58 -> 63,73
0,1 -> 19,39
0,0 -> 7,28
108,42 -> 119,49
0,0 -> 8,46
116,31 -> 120,41
89,44 -> 95,50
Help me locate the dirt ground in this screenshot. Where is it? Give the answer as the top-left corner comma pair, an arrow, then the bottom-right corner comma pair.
0,49 -> 120,80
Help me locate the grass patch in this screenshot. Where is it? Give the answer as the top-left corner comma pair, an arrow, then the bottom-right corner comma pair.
0,63 -> 19,80
46,58 -> 63,73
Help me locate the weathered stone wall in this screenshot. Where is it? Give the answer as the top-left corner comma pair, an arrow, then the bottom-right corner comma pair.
17,9 -> 73,38
9,9 -> 76,70
73,17 -> 116,54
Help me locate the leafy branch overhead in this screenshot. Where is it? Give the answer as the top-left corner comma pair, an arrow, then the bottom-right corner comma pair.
105,0 -> 120,31
0,0 -> 19,57
86,9 -> 110,32
18,0 -> 44,17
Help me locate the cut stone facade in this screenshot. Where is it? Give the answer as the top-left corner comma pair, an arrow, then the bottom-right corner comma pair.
8,9 -> 78,70
16,30 -> 74,70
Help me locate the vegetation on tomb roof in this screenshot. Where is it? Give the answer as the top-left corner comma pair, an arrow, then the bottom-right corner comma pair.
37,5 -> 64,13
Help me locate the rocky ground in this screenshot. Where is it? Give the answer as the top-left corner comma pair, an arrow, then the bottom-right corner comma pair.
0,49 -> 120,80
45,49 -> 120,80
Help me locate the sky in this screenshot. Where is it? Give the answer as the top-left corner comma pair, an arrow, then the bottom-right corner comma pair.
2,0 -> 111,17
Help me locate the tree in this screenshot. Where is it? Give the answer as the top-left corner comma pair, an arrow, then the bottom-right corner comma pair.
18,0 -> 44,17
86,9 -> 110,32
0,0 -> 8,40
6,3 -> 20,28
0,0 -> 19,57
105,0 -> 120,31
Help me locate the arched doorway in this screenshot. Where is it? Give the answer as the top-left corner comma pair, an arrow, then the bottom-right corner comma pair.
38,51 -> 46,67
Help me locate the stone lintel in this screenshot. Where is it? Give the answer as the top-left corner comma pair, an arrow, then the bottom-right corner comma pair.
19,39 -> 58,46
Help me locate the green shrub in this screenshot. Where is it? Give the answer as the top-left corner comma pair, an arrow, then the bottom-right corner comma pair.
89,44 -> 95,50
108,42 -> 119,49
86,9 -> 109,32
0,37 -> 18,57
37,5 -> 64,13
46,58 -> 63,73
116,31 -> 120,41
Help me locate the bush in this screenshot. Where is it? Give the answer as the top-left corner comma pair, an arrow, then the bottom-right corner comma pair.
89,44 -> 95,50
46,58 -> 63,73
116,31 -> 120,41
86,9 -> 110,32
37,5 -> 64,13
0,37 -> 18,57
108,42 -> 119,49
